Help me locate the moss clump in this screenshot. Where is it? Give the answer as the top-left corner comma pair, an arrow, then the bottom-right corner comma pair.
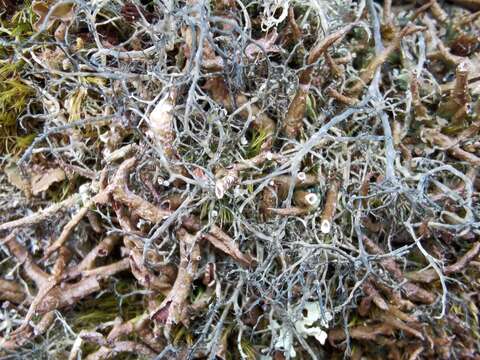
69,278 -> 144,332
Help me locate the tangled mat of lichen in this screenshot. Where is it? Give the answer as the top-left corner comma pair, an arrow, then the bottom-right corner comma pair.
1,0 -> 480,359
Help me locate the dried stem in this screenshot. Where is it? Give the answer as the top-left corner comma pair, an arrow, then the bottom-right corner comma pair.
0,279 -> 25,304
406,242 -> 480,282
151,228 -> 200,338
283,23 -> 356,138
320,177 -> 341,234
349,24 -> 424,96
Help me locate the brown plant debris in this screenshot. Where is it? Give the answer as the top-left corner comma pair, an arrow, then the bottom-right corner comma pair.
1,1 -> 480,359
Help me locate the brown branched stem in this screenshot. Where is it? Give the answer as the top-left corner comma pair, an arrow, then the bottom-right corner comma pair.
0,311 -> 55,350
283,84 -> 310,139
448,0 -> 480,10
284,23 -> 356,138
320,177 -> 341,234
429,0 -> 448,22
326,87 -> 357,106
0,194 -> 79,231
4,232 -> 48,287
407,346 -> 425,360
422,128 -> 480,165
127,245 -> 172,292
349,24 -> 424,96
80,329 -> 157,360
112,158 -> 171,223
363,237 -> 435,304
65,235 -> 120,279
36,276 -> 101,313
453,61 -> 471,105
183,217 -> 253,266
150,228 -> 200,339
288,7 -> 301,41
105,144 -> 140,164
206,79 -> 276,152
111,204 -> 175,293
293,190 -> 320,209
410,71 -> 428,120
52,246 -> 72,277
457,119 -> 480,141
273,172 -> 317,199
215,151 -> 285,199
406,242 -> 480,283
300,23 -> 357,84
89,341 -> 157,360
459,9 -> 480,25
2,239 -> 75,348
267,207 -> 309,216
437,61 -> 472,125
260,184 -> 278,219
424,16 -> 462,66
112,208 -> 172,293
263,176 -> 319,217
44,188 -> 111,259
328,324 -> 394,347
3,2 -> 479,357
87,210 -> 103,233
383,0 -> 393,28
324,52 -> 343,78
107,314 -> 150,342
410,1 -> 436,21
0,279 -> 25,304
80,258 -> 130,279
18,246 -> 71,331
3,232 -> 104,342
379,312 -> 424,340
361,280 -> 389,313
112,158 -> 252,266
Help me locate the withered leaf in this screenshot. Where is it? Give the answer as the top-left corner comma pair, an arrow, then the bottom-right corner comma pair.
5,163 -> 31,196
31,168 -> 66,195
32,1 -> 74,31
152,301 -> 171,323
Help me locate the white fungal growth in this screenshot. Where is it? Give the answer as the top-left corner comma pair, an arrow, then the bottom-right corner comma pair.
321,219 -> 332,234
296,302 -> 332,345
305,193 -> 319,207
261,0 -> 290,31
215,184 -> 224,199
297,172 -> 306,182
270,302 -> 332,357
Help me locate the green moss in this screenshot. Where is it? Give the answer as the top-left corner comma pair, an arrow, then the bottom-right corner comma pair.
0,110 -> 16,126
0,3 -> 35,42
70,278 -> 144,332
306,94 -> 317,121
0,3 -> 38,154
15,132 -> 36,148
240,338 -> 257,360
247,128 -> 269,157
0,79 -> 32,112
0,61 -> 34,155
219,206 -> 233,225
